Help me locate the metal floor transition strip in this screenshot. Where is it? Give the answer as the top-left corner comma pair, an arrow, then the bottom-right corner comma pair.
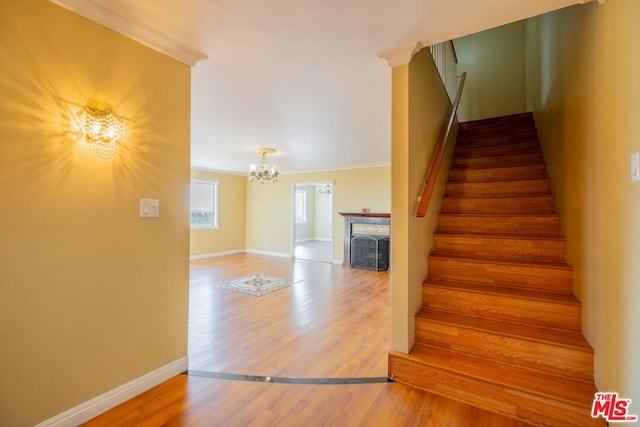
188,370 -> 393,385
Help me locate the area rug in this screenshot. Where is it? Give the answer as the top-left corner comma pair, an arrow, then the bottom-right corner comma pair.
214,273 -> 301,296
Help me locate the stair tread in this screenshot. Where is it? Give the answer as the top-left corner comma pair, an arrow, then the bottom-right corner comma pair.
440,213 -> 559,218
443,194 -> 553,200
391,344 -> 597,408
434,232 -> 565,242
448,165 -> 548,183
423,278 -> 580,305
416,308 -> 591,350
453,150 -> 541,159
456,139 -> 539,148
429,252 -> 571,270
437,214 -> 562,236
447,178 -> 549,185
450,162 -> 545,171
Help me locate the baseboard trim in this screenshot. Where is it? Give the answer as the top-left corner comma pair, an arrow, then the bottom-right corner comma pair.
35,356 -> 188,427
245,249 -> 292,258
190,249 -> 245,260
332,259 -> 345,265
295,238 -> 314,243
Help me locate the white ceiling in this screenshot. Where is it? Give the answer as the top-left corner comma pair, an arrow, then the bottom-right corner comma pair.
52,0 -> 587,174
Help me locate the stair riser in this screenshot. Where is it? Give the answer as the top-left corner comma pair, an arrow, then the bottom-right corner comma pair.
459,123 -> 536,135
438,215 -> 560,236
428,258 -> 573,292
460,119 -> 535,131
446,179 -> 550,197
414,320 -> 593,380
433,235 -> 565,262
459,113 -> 534,128
388,355 -> 603,427
449,165 -> 546,182
452,152 -> 543,169
454,141 -> 541,158
441,196 -> 554,214
422,285 -> 581,330
457,131 -> 538,146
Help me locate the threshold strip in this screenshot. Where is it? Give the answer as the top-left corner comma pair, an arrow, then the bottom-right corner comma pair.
187,370 -> 393,385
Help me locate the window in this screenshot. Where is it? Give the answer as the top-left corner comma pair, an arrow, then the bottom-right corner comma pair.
190,180 -> 218,229
295,190 -> 306,223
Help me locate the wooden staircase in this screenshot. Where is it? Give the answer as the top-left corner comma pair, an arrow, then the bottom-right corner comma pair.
388,113 -> 603,427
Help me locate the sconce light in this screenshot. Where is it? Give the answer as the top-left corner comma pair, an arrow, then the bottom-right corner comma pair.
78,100 -> 126,160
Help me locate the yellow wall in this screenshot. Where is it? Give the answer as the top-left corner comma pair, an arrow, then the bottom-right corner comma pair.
455,20 -> 528,122
390,48 -> 455,351
0,2 -> 191,426
526,0 -> 640,403
245,167 -> 390,260
190,170 -> 247,257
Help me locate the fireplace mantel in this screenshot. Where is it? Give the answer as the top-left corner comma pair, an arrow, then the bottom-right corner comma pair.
339,212 -> 390,268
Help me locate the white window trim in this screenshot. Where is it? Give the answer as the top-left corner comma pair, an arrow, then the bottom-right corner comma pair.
190,179 -> 219,229
295,190 -> 307,224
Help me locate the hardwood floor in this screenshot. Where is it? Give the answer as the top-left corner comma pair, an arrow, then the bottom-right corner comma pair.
82,374 -> 530,426
188,253 -> 389,377
83,253 -> 531,426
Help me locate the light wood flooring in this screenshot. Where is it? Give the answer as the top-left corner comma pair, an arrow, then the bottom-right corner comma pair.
83,253 -> 531,426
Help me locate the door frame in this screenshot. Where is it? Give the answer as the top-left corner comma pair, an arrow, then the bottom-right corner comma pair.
291,180 -> 335,262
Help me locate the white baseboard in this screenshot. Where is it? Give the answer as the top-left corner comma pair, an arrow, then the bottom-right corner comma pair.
190,249 -> 244,260
295,238 -> 332,243
245,249 -> 292,258
332,259 -> 344,265
35,356 -> 188,427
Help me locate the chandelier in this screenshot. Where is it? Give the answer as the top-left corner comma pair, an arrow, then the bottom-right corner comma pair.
248,148 -> 279,183
318,184 -> 332,194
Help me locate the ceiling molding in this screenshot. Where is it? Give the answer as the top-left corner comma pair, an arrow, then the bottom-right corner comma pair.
191,166 -> 247,177
280,161 -> 391,175
48,0 -> 208,66
377,42 -> 424,68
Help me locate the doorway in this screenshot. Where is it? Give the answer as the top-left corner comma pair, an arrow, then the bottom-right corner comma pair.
292,181 -> 334,263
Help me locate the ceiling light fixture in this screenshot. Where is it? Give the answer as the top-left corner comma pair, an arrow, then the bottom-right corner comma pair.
78,101 -> 126,160
318,184 -> 332,194
248,148 -> 279,184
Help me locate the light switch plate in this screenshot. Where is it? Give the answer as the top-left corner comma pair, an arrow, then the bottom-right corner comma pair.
631,152 -> 640,183
140,199 -> 160,217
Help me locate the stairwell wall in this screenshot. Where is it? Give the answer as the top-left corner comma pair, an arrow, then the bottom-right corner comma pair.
455,21 -> 528,122
390,48 -> 455,352
526,0 -> 640,409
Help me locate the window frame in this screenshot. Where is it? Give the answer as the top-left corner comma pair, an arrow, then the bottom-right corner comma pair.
189,179 -> 219,229
295,190 -> 307,224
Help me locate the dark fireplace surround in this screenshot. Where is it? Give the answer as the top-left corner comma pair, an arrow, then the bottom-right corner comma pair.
339,212 -> 390,271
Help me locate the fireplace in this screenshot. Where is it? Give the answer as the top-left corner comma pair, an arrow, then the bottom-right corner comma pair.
339,212 -> 390,271
351,235 -> 390,271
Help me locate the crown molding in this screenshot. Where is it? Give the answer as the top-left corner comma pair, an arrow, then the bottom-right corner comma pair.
48,0 -> 207,66
377,42 -> 424,68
